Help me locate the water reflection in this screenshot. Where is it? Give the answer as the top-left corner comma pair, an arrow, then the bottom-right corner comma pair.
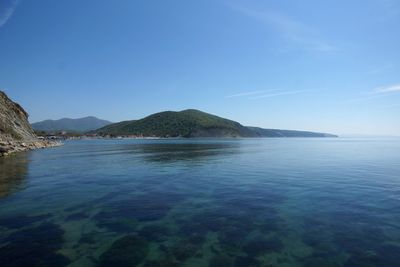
134,142 -> 241,163
0,153 -> 29,198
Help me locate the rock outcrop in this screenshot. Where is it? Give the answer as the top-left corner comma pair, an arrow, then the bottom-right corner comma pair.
0,91 -> 60,156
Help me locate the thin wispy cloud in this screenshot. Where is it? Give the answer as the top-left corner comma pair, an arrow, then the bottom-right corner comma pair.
346,83 -> 400,103
226,89 -> 307,100
226,89 -> 280,98
373,84 -> 400,94
228,3 -> 336,52
0,0 -> 18,28
249,90 -> 306,99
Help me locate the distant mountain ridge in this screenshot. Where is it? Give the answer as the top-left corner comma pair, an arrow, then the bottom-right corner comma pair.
31,116 -> 112,132
93,109 -> 337,138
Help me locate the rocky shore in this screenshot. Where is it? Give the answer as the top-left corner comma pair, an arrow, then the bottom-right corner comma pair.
0,140 -> 62,157
0,90 -> 62,157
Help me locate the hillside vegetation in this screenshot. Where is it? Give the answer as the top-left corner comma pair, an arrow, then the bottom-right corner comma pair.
94,109 -> 337,138
95,109 -> 255,137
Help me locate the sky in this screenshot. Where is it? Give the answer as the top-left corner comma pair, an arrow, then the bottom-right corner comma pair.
0,0 -> 399,136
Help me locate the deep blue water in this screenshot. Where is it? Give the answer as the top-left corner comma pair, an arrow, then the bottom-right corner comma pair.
0,138 -> 400,267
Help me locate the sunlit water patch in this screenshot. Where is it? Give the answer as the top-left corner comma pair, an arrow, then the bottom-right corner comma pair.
1,138 -> 400,267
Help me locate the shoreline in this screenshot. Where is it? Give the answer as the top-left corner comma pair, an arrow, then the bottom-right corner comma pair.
0,140 -> 62,157
62,136 -> 339,141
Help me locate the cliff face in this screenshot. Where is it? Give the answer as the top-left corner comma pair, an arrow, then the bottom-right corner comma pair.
0,91 -> 59,156
0,91 -> 37,142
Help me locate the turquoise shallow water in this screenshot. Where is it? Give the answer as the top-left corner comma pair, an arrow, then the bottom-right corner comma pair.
0,138 -> 400,267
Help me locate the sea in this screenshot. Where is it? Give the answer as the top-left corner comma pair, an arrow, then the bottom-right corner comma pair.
0,138 -> 400,267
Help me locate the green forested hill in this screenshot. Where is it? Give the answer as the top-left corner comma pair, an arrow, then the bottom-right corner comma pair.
94,109 -> 256,137
247,127 -> 337,138
93,109 -> 337,138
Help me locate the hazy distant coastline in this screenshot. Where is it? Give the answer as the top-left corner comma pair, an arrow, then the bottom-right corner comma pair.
34,109 -> 337,139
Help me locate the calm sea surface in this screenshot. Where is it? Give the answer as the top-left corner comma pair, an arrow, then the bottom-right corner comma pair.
0,138 -> 400,267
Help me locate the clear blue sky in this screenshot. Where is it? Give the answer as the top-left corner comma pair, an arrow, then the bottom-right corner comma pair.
1,0 -> 399,135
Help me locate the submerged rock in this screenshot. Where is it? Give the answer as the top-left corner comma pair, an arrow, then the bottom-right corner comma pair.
0,213 -> 51,229
303,257 -> 339,267
234,256 -> 261,267
143,259 -> 179,267
0,222 -> 70,267
344,244 -> 400,267
65,211 -> 89,221
98,235 -> 149,267
171,242 -> 199,262
243,236 -> 284,256
218,226 -> 249,249
94,192 -> 185,233
209,255 -> 234,267
138,224 -> 170,242
95,215 -> 138,233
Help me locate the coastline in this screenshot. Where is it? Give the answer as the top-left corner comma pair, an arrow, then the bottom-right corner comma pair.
0,140 -> 62,157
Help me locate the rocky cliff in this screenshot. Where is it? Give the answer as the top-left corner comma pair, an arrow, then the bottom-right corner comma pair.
0,91 -> 60,156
